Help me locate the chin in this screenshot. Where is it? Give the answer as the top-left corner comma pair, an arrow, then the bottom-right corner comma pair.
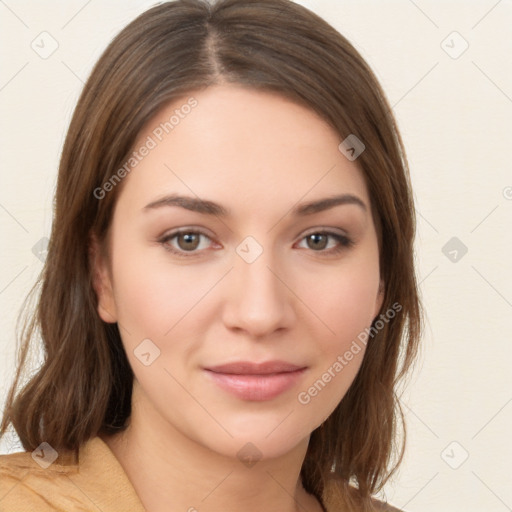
190,409 -> 316,463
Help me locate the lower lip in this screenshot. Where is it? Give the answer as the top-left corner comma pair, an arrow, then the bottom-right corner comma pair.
204,369 -> 307,401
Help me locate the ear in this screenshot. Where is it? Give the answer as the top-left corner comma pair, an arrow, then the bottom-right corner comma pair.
89,233 -> 118,323
373,278 -> 385,319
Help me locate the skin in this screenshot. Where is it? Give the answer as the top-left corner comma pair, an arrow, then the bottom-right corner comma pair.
92,84 -> 383,512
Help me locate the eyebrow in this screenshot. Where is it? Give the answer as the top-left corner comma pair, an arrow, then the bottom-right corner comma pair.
143,193 -> 367,217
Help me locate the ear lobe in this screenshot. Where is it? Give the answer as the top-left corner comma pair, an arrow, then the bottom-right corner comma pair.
89,233 -> 118,324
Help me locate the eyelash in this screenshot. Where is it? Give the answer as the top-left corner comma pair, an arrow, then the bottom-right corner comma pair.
158,228 -> 354,258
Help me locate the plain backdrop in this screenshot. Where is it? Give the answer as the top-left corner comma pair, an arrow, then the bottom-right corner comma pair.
1,1 -> 511,511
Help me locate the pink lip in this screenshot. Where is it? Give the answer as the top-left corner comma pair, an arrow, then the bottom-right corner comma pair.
204,361 -> 307,401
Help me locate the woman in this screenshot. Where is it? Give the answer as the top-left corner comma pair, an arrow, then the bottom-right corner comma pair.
0,0 -> 421,511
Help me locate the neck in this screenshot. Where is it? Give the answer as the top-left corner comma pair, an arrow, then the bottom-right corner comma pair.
101,382 -> 324,512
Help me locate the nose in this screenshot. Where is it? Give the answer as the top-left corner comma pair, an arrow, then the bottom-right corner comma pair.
221,246 -> 296,338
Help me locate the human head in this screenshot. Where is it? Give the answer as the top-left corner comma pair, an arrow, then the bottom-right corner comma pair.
1,0 -> 421,509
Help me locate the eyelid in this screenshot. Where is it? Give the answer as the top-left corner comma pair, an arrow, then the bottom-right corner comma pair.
300,226 -> 349,238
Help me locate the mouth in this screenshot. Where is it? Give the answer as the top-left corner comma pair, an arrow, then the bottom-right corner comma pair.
203,360 -> 308,401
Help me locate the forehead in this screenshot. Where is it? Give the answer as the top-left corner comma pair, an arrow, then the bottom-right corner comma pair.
116,84 -> 370,217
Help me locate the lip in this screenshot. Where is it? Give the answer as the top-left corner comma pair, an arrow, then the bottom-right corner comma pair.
206,360 -> 305,375
204,360 -> 307,401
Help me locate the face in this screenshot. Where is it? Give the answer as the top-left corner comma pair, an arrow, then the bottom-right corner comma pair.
92,84 -> 383,459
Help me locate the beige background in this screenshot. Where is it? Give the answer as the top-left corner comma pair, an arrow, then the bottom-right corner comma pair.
1,1 -> 511,511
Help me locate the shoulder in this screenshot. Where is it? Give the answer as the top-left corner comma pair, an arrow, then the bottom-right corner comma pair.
370,497 -> 404,512
0,436 -> 146,512
0,446 -> 80,511
322,479 -> 404,512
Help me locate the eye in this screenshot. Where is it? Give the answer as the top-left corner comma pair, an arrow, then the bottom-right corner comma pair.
159,229 -> 216,257
296,230 -> 353,255
158,228 -> 354,258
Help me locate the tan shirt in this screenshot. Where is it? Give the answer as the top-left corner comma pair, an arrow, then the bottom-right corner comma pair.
0,436 -> 401,511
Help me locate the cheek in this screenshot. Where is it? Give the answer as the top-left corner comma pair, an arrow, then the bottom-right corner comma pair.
109,239 -> 213,343
294,318 -> 371,421
296,256 -> 381,346
291,251 -> 380,409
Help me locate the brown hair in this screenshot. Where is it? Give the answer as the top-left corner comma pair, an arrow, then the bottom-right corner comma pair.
1,0 -> 421,510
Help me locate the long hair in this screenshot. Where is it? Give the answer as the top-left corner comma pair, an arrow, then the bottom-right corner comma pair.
1,1 -> 421,509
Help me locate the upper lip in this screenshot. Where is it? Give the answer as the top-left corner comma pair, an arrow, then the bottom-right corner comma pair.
205,361 -> 306,375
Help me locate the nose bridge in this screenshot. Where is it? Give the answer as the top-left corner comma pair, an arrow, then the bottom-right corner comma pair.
222,236 -> 294,335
